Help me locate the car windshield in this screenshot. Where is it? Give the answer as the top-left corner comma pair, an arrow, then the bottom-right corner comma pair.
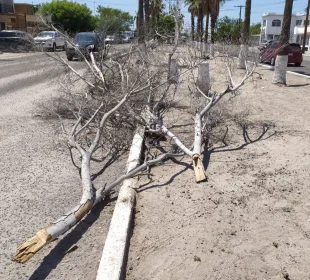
0,32 -> 23,38
289,43 -> 301,49
74,33 -> 96,43
37,32 -> 54,37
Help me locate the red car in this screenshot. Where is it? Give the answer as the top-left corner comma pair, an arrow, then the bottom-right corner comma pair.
259,42 -> 303,66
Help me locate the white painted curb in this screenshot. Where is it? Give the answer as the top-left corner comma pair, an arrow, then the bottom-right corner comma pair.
287,71 -> 310,79
258,63 -> 310,79
96,127 -> 144,280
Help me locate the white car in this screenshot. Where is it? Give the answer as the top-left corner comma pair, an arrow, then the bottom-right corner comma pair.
34,31 -> 66,51
122,36 -> 130,44
105,35 -> 115,44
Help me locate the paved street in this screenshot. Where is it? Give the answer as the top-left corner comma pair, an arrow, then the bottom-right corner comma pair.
0,50 -> 125,280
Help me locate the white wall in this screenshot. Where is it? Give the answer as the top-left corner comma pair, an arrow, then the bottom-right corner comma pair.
260,13 -> 301,43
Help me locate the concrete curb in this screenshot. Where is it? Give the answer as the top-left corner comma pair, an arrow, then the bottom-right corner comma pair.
96,127 -> 144,280
258,63 -> 310,79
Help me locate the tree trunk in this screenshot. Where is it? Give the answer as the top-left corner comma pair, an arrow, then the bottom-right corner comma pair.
138,0 -> 144,42
204,12 -> 209,43
273,0 -> 294,84
144,0 -> 150,39
196,14 -> 200,41
210,13 -> 217,56
238,0 -> 251,69
200,7 -> 204,42
191,13 -> 195,41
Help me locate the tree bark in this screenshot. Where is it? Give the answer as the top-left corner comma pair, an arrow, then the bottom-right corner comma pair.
144,0 -> 150,39
138,0 -> 145,42
196,13 -> 200,41
238,0 -> 251,69
210,13 -> 217,56
273,0 -> 294,84
204,12 -> 209,43
191,13 -> 195,41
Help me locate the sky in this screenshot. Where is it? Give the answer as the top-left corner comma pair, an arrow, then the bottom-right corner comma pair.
14,0 -> 309,27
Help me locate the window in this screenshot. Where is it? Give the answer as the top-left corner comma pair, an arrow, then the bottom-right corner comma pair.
263,20 -> 266,27
272,20 -> 281,27
11,18 -> 15,23
304,20 -> 310,26
274,35 -> 280,40
267,34 -> 274,40
296,20 -> 302,26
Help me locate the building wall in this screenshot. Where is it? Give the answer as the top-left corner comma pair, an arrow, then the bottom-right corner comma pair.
0,3 -> 42,33
260,13 -> 297,43
14,3 -> 34,15
260,12 -> 310,46
0,13 -> 15,30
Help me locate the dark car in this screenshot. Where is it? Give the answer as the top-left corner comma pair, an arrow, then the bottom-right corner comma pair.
0,30 -> 34,52
66,32 -> 104,61
260,42 -> 303,66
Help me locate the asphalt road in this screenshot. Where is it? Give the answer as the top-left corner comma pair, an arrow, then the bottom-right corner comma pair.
0,49 -> 126,280
286,55 -> 310,76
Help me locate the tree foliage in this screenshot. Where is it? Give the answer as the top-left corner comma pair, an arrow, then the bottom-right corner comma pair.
217,16 -> 242,43
250,23 -> 261,35
39,1 -> 97,34
97,7 -> 133,33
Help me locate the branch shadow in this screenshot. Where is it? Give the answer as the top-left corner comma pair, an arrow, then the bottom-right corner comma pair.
203,123 -> 277,170
28,197 -> 116,280
136,157 -> 193,193
91,151 -> 124,181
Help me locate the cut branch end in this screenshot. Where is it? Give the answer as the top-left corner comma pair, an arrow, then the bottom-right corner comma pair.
12,229 -> 52,263
192,155 -> 207,183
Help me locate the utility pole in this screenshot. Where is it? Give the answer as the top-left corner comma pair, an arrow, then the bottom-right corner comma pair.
234,5 -> 245,33
302,0 -> 310,53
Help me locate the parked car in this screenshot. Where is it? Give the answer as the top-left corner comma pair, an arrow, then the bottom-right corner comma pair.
66,32 -> 104,61
34,31 -> 66,51
258,39 -> 274,50
105,35 -> 115,44
122,35 -> 130,44
0,30 -> 34,52
259,41 -> 303,66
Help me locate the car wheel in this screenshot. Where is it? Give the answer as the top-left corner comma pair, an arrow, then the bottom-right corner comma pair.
52,43 -> 56,52
67,55 -> 73,61
270,57 -> 275,66
295,63 -> 301,67
62,44 -> 66,51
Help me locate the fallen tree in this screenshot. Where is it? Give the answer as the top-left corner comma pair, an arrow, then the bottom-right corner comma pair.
13,15 -> 257,263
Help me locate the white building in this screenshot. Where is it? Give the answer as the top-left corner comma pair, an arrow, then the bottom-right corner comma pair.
260,12 -> 310,46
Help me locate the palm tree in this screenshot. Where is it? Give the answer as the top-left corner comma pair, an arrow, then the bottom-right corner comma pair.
150,0 -> 163,36
144,0 -> 150,37
238,0 -> 251,69
138,0 -> 144,42
187,1 -> 195,41
202,0 -> 210,43
208,0 -> 225,56
272,0 -> 294,84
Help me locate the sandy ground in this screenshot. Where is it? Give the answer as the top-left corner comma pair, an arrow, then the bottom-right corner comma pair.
0,52 -> 125,279
126,61 -> 310,280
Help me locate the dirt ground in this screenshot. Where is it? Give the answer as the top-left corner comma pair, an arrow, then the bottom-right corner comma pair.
0,53 -> 125,280
126,63 -> 310,280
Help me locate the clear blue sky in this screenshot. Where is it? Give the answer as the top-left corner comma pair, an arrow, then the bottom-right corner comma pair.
14,0 -> 309,26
